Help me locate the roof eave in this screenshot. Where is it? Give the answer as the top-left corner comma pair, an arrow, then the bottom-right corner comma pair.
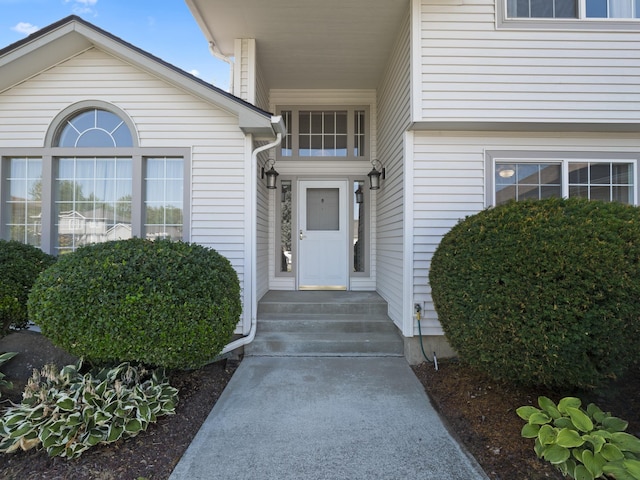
0,15 -> 277,138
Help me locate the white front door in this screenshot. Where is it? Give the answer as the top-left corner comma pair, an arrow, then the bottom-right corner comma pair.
298,180 -> 348,290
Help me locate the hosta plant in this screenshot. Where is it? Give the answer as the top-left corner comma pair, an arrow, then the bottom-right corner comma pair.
0,352 -> 18,397
517,396 -> 640,480
0,360 -> 178,459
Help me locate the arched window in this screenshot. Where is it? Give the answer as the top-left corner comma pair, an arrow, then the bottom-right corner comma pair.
56,108 -> 134,147
1,102 -> 188,254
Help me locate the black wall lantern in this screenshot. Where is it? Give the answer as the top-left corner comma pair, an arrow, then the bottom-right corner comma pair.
355,185 -> 364,204
368,159 -> 385,190
261,159 -> 279,189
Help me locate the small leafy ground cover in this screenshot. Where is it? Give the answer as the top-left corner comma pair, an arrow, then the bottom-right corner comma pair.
413,359 -> 640,480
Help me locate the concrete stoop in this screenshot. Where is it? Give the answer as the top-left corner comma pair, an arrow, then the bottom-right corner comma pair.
245,291 -> 404,357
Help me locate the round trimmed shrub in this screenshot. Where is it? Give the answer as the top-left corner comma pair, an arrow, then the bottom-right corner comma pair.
429,198 -> 640,389
0,240 -> 56,334
28,238 -> 241,369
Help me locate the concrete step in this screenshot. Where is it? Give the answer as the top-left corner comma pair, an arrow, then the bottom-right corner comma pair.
246,332 -> 404,357
257,314 -> 399,334
247,291 -> 404,357
257,291 -> 388,316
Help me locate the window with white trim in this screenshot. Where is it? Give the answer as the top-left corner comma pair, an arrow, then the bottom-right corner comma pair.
1,104 -> 188,254
492,155 -> 636,206
277,107 -> 368,161
506,0 -> 640,18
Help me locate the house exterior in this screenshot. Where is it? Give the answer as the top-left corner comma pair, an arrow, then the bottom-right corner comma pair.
2,0 -> 640,362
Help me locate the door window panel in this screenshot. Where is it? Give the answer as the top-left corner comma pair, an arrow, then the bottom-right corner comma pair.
306,188 -> 339,230
353,180 -> 365,273
280,180 -> 293,273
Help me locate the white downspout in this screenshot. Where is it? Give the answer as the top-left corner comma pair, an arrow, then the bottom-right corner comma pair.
208,41 -> 234,93
219,130 -> 283,355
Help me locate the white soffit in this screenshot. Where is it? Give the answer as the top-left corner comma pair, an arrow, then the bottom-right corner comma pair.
187,0 -> 409,89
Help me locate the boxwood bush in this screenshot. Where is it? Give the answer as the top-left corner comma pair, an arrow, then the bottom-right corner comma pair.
429,198 -> 640,389
0,240 -> 56,335
28,238 -> 241,369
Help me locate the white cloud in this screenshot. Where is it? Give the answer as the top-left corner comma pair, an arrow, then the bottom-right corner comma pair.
11,22 -> 39,35
189,69 -> 201,78
65,0 -> 98,16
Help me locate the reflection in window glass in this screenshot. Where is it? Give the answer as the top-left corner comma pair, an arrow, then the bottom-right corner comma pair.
353,181 -> 365,272
586,0 -> 639,17
496,160 -> 634,206
55,157 -> 133,254
508,0 -> 576,17
280,180 -> 292,272
144,157 -> 183,241
6,158 -> 42,246
568,162 -> 633,202
495,163 -> 562,205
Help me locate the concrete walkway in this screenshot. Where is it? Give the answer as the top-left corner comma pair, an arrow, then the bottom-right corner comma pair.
170,356 -> 488,480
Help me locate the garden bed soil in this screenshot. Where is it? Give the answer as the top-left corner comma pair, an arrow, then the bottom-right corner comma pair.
412,359 -> 640,480
1,331 -> 639,479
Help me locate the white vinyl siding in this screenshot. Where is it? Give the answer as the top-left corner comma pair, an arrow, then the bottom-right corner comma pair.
412,131 -> 640,336
256,146 -> 271,299
0,47 -> 251,326
376,8 -> 411,330
416,0 -> 640,123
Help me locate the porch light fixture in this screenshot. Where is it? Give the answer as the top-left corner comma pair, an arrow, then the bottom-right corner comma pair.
355,185 -> 364,204
368,159 -> 385,190
261,159 -> 280,189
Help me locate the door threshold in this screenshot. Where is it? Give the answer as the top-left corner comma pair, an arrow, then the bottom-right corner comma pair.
298,285 -> 347,291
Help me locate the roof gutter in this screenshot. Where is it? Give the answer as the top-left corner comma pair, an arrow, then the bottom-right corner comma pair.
219,116 -> 284,356
208,41 -> 234,93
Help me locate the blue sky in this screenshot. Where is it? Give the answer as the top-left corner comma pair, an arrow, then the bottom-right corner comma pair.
0,0 -> 231,90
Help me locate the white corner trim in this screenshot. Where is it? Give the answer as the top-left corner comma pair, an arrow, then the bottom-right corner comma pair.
403,130 -> 415,337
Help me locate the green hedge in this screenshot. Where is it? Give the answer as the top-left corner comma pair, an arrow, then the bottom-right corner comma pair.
28,239 -> 241,369
429,198 -> 640,389
0,240 -> 56,334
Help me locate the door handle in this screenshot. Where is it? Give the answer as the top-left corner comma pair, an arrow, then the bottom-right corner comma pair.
299,230 -> 305,240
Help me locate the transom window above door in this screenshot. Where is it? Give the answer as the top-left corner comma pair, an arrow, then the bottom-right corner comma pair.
277,107 -> 368,161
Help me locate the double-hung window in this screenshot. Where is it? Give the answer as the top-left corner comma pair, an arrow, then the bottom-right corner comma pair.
489,152 -> 637,206
507,0 -> 577,18
506,0 -> 640,19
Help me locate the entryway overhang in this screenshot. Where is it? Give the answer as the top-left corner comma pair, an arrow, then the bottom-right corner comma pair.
185,0 -> 409,90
